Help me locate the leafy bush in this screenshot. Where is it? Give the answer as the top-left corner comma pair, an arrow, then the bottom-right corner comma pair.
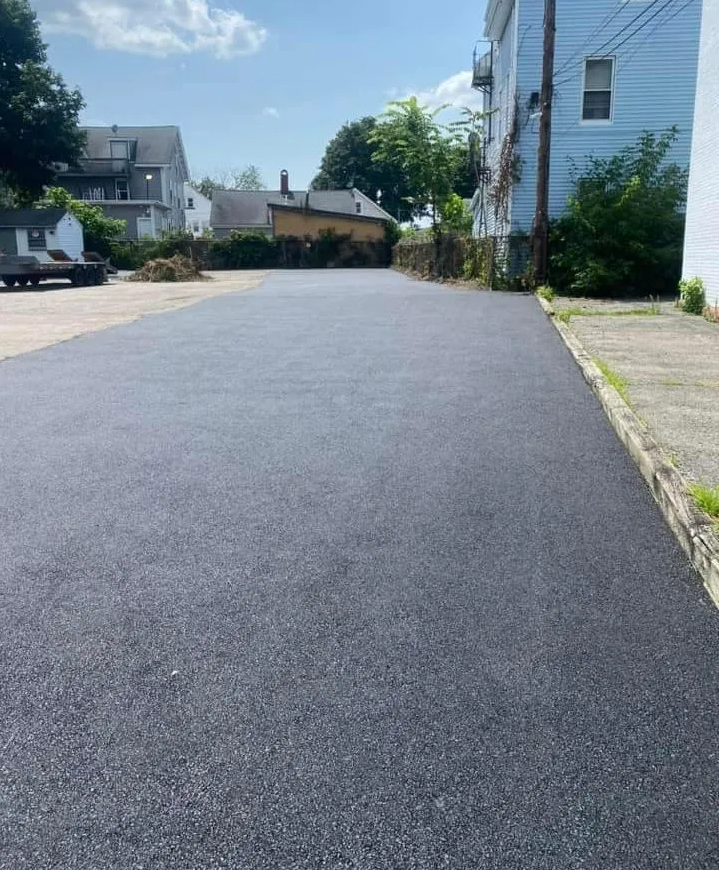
439,193 -> 473,235
536,285 -> 555,302
549,129 -> 688,298
210,231 -> 279,268
679,276 -> 705,315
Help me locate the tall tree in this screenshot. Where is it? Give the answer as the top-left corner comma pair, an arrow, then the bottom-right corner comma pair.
311,117 -> 412,222
0,0 -> 86,202
369,98 -> 464,230
192,164 -> 266,199
234,164 -> 265,190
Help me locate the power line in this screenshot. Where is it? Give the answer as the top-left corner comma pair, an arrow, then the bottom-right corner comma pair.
552,0 -> 627,80
614,0 -> 697,78
553,0 -> 680,87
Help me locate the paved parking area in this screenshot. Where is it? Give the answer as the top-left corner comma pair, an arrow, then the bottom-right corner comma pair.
2,271 -> 719,868
0,270 -> 266,361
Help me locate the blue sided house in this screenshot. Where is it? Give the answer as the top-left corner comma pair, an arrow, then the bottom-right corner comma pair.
470,0 -> 702,270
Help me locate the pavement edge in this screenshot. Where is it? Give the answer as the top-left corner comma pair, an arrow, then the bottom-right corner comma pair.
537,295 -> 719,609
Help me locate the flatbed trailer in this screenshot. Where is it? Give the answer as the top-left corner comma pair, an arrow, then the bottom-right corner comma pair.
0,255 -> 106,288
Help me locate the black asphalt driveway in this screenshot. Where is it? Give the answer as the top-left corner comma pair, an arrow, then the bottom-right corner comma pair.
1,270 -> 718,869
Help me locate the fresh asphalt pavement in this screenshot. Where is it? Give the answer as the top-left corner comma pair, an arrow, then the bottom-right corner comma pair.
1,270 -> 718,869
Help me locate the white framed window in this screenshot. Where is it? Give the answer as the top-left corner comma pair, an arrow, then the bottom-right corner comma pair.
187,197 -> 194,209
115,179 -> 129,200
582,58 -> 615,122
109,140 -> 130,159
355,201 -> 362,214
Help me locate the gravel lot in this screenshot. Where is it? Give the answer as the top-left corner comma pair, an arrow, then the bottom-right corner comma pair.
553,297 -> 719,485
0,270 -> 266,361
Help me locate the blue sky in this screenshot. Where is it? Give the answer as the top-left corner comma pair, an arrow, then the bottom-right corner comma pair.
33,0 -> 487,189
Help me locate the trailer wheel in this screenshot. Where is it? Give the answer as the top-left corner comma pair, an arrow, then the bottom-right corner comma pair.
17,276 -> 29,287
2,277 -> 17,288
71,266 -> 83,286
29,276 -> 41,287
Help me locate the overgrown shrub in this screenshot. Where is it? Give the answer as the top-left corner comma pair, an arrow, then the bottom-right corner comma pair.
210,231 -> 279,268
679,276 -> 705,315
549,129 -> 687,298
536,285 -> 555,302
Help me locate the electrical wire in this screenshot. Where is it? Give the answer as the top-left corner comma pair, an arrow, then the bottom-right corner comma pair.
551,0 -> 628,80
553,0 -> 680,88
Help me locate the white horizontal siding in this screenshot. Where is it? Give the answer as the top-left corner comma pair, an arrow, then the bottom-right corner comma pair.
55,214 -> 84,259
509,0 -> 701,234
683,0 -> 719,307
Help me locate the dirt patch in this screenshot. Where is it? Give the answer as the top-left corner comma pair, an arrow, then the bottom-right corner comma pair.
0,270 -> 266,362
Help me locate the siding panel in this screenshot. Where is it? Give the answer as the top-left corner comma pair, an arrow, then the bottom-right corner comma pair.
479,0 -> 702,238
683,0 -> 719,306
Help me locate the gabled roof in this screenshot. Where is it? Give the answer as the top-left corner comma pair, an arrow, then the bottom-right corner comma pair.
0,208 -> 68,228
210,188 -> 393,228
80,126 -> 190,180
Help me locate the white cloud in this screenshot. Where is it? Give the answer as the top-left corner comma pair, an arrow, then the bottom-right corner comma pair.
37,0 -> 267,59
408,71 -> 484,112
262,106 -> 280,119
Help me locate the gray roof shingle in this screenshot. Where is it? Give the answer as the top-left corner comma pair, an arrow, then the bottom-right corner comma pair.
210,189 -> 392,228
0,208 -> 68,228
81,126 -> 186,171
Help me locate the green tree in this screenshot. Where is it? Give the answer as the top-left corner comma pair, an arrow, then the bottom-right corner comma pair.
440,193 -> 473,235
0,0 -> 86,202
193,176 -> 220,200
234,164 -> 265,190
39,187 -> 125,252
549,129 -> 688,298
311,117 -> 410,221
369,98 -> 464,231
192,165 -> 266,199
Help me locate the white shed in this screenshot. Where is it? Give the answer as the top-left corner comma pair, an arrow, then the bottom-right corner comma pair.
0,209 -> 85,263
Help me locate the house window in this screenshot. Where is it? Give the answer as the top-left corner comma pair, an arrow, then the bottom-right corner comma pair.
187,197 -> 194,209
109,140 -> 130,159
582,58 -> 614,121
28,228 -> 47,250
115,179 -> 129,200
355,201 -> 362,214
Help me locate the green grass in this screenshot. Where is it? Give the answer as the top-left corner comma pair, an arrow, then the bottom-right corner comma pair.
556,305 -> 662,324
689,483 -> 719,520
594,358 -> 631,404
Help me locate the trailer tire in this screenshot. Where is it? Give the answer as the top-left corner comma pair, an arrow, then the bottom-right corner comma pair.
71,266 -> 82,286
17,276 -> 29,287
29,276 -> 41,287
2,277 -> 17,288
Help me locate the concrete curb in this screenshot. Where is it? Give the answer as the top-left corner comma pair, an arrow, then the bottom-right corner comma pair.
537,295 -> 719,608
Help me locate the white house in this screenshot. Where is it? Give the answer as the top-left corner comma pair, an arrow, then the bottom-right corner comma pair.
0,209 -> 84,262
683,0 -> 719,307
184,183 -> 212,237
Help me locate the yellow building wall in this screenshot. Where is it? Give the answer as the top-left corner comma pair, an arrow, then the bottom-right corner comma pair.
272,210 -> 386,242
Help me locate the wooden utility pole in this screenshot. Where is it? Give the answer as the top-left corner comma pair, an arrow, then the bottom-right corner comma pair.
532,0 -> 556,285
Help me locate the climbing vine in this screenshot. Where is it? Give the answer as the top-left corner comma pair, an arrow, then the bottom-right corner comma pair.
489,97 -> 521,229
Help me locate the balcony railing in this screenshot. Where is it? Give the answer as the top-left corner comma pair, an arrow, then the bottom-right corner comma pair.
472,49 -> 493,90
61,158 -> 131,177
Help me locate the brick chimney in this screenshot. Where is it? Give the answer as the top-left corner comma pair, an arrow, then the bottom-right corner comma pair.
280,169 -> 289,196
